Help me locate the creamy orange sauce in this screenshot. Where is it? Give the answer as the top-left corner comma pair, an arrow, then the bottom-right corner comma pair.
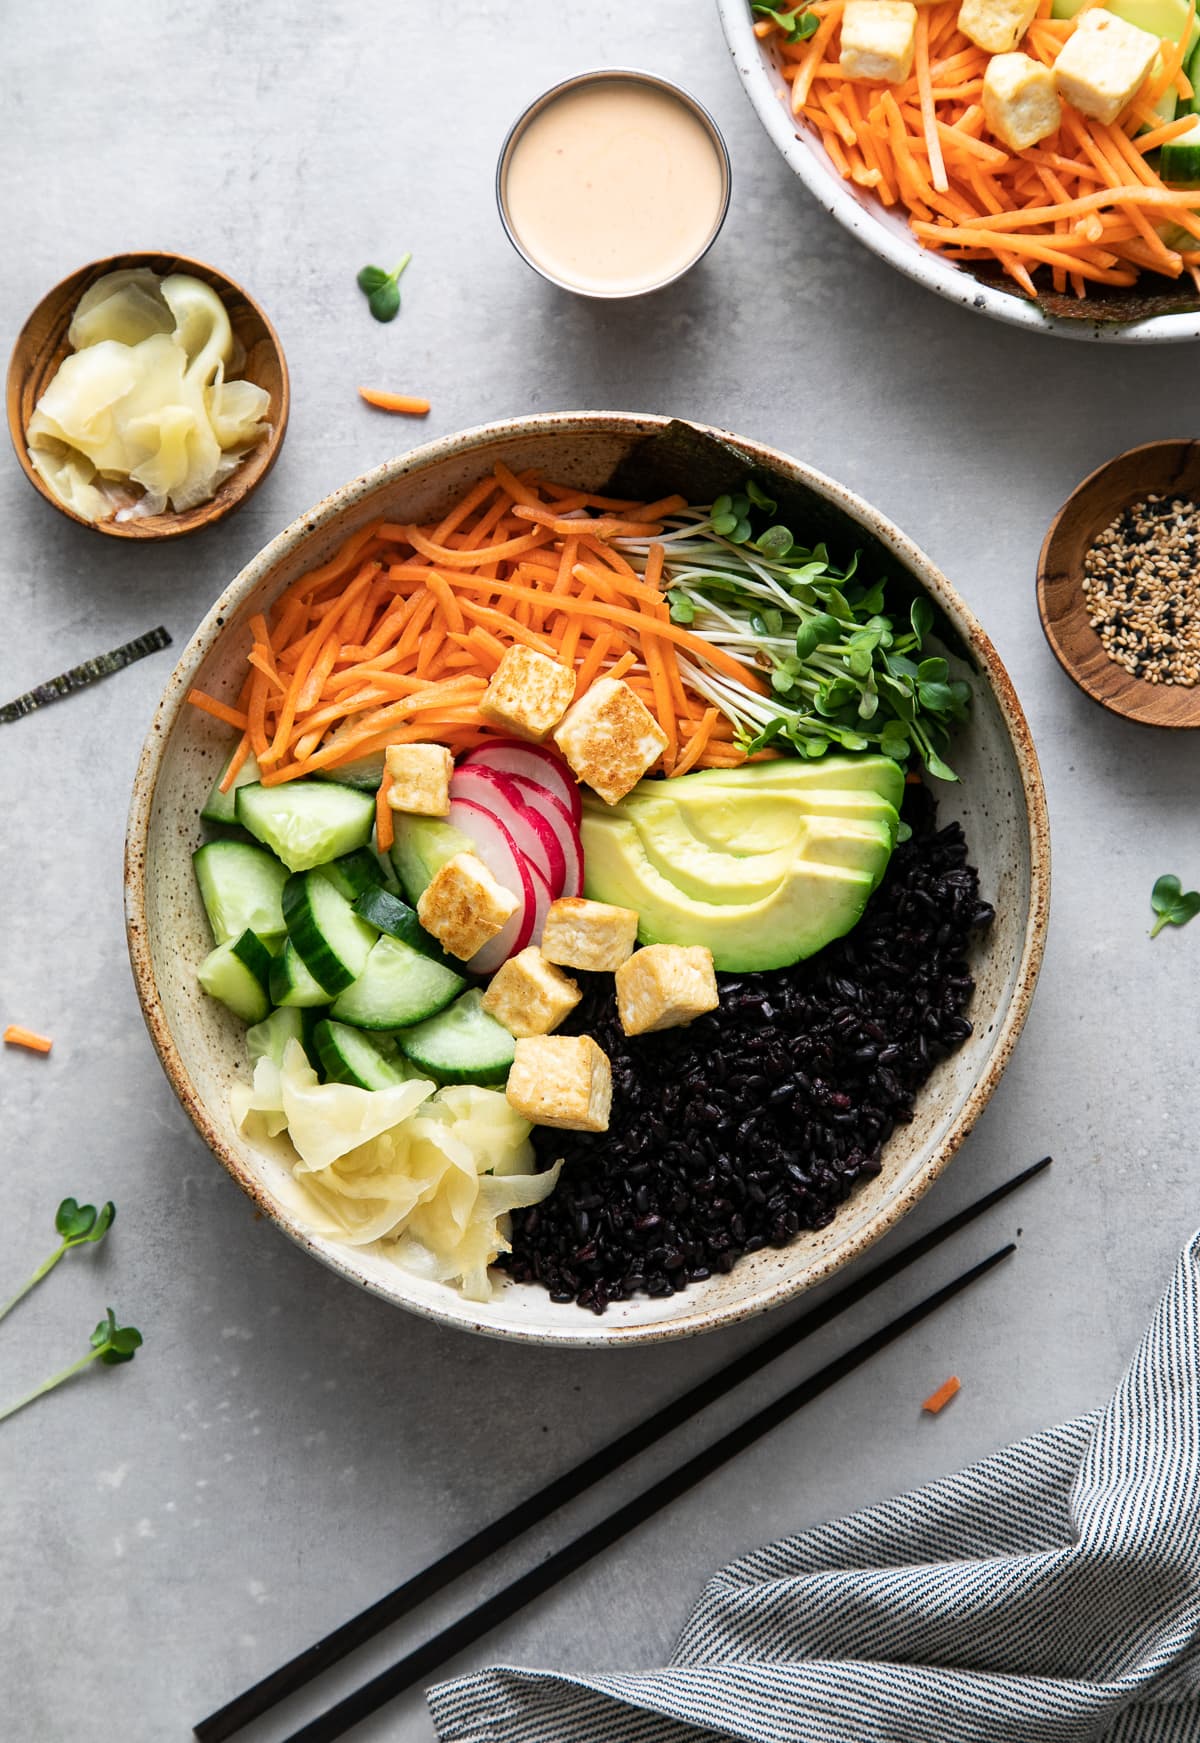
504,79 -> 726,296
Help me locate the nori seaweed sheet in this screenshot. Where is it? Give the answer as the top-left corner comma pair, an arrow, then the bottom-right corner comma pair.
1,626 -> 172,723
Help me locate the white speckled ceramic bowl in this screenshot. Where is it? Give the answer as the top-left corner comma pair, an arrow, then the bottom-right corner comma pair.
716,0 -> 1200,343
125,413 -> 1049,1346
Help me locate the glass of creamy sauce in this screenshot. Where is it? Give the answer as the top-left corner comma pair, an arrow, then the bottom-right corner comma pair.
497,71 -> 731,298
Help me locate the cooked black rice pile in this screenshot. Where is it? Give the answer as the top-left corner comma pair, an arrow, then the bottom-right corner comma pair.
502,785 -> 994,1314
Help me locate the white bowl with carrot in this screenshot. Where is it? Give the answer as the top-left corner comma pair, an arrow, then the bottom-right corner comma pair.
124,413 -> 1047,1345
719,0 -> 1200,336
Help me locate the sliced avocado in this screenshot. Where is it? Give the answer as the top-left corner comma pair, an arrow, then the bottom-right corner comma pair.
389,815 -> 474,905
673,752 -> 905,810
609,785 -> 900,856
626,806 -> 894,906
582,811 -> 876,972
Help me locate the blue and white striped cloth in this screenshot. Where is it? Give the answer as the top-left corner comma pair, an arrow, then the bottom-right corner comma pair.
428,1232 -> 1200,1743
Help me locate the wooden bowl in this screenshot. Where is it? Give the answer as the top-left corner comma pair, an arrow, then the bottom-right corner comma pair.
6,252 -> 289,540
1037,440 -> 1200,729
125,413 -> 1049,1346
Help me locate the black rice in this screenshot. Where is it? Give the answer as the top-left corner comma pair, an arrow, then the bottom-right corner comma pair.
502,785 -> 994,1314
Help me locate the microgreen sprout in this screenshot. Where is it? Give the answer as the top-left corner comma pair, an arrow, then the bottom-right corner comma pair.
0,1198 -> 115,1327
1150,873 -> 1200,938
751,2 -> 820,40
356,253 -> 412,323
613,489 -> 971,780
0,1309 -> 142,1426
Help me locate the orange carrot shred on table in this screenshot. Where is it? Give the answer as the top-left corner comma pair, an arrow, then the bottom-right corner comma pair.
4,1025 -> 52,1054
922,1375 -> 962,1414
358,388 -> 431,416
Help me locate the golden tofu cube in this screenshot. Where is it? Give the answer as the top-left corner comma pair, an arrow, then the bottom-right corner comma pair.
385,742 -> 453,816
505,1034 -> 612,1131
839,0 -> 918,83
541,897 -> 639,973
416,852 -> 518,961
552,677 -> 669,806
482,946 -> 582,1038
982,52 -> 1061,149
958,0 -> 1037,55
1053,10 -> 1158,125
615,945 -> 719,1037
479,645 -> 577,742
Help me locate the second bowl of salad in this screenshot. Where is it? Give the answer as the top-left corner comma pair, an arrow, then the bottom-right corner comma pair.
125,412 -> 1048,1346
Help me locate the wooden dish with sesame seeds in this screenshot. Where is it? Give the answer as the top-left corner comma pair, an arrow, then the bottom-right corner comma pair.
1038,438 -> 1200,728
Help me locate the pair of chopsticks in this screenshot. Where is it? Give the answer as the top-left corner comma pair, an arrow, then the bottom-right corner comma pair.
195,1154 -> 1051,1743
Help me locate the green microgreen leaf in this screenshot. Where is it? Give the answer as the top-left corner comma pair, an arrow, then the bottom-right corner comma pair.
745,479 -> 778,513
357,252 -> 412,323
1,1196 -> 118,1329
1150,873 -> 1200,937
0,1308 -> 143,1424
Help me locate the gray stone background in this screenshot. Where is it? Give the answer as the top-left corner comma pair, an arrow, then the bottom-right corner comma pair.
3,3 -> 1199,1739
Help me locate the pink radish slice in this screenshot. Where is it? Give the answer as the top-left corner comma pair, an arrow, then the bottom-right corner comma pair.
459,738 -> 582,828
510,776 -> 584,899
450,765 -> 566,897
526,857 -> 553,948
446,798 -> 534,974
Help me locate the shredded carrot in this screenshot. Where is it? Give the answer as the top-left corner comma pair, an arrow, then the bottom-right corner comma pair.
922,1375 -> 962,1414
375,773 -> 395,854
188,466 -> 758,782
765,0 -> 1200,296
358,388 -> 431,415
4,1025 -> 52,1054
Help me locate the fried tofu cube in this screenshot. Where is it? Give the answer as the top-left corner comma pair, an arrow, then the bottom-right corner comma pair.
384,742 -> 453,816
552,677 -> 669,805
482,946 -> 582,1038
982,52 -> 1061,148
479,645 -> 576,742
505,1034 -> 612,1131
541,897 -> 639,973
1053,9 -> 1158,125
839,1 -> 918,83
615,945 -> 719,1037
958,0 -> 1036,54
416,852 -> 518,960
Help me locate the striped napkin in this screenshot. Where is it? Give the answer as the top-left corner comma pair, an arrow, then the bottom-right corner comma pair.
428,1231 -> 1200,1743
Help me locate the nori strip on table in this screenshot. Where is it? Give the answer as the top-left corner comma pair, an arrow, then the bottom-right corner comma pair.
603,419 -> 975,667
1,625 -> 173,723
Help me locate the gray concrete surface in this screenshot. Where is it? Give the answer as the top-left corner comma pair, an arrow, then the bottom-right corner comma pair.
3,4 -> 1199,1740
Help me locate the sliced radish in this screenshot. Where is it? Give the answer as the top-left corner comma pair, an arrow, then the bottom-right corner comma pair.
460,738 -> 583,828
446,798 -> 534,974
526,857 -> 553,948
511,777 -> 584,899
450,765 -> 566,897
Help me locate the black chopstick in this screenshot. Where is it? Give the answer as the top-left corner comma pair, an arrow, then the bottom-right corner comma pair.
283,1242 -> 1015,1743
194,1154 -> 1048,1743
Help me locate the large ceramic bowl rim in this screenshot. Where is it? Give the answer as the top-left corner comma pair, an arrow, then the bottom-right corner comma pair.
716,0 -> 1200,344
126,412 -> 1049,1347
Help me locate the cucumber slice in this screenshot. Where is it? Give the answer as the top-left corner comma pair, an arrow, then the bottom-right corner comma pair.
283,871 -> 378,994
197,929 -> 272,1023
312,1020 -> 412,1089
201,747 -> 262,825
352,886 -> 455,966
193,840 -> 289,946
390,815 -> 474,904
269,940 -> 331,1008
246,1005 -> 305,1067
315,751 -> 385,791
330,935 -> 466,1030
235,780 -> 376,873
1162,115 -> 1200,181
398,989 -> 516,1085
318,847 -> 387,902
